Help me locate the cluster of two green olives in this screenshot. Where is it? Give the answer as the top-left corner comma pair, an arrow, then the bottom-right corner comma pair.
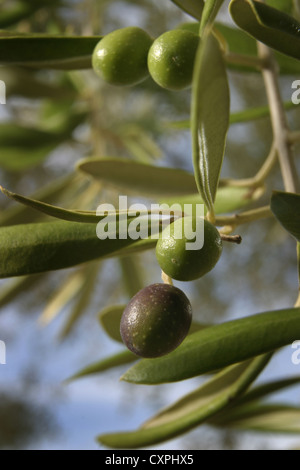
120,218 -> 223,358
92,26 -> 200,91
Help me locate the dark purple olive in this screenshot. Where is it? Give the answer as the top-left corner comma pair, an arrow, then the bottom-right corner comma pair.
120,283 -> 192,358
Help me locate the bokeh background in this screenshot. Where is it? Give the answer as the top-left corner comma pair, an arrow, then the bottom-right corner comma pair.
0,0 -> 300,450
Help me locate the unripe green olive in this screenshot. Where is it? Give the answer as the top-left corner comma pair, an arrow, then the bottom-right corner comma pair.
92,27 -> 153,86
156,217 -> 222,281
120,283 -> 192,358
147,29 -> 200,90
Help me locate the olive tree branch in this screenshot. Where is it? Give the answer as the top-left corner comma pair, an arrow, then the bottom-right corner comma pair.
257,42 -> 299,193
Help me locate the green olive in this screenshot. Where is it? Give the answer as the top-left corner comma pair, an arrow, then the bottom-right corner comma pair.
92,27 -> 153,86
156,217 -> 222,281
120,283 -> 192,358
147,29 -> 200,90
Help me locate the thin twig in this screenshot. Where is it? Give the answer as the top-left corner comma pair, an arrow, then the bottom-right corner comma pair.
257,42 -> 299,193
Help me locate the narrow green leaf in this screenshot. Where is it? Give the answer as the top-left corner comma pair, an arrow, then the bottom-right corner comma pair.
212,402 -> 300,433
171,0 -> 204,20
122,307 -> 300,384
77,158 -> 198,197
0,33 -> 101,70
0,186 -> 163,224
66,350 -> 138,382
191,33 -> 230,214
142,356 -> 270,431
0,174 -> 76,227
229,0 -> 300,60
0,220 -> 157,278
99,305 -> 125,343
98,355 -> 270,448
233,376 -> 300,406
0,186 -> 104,224
271,191 -> 300,241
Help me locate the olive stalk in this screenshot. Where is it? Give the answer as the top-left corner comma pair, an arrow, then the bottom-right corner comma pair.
257,41 -> 299,194
225,52 -> 265,70
215,205 -> 272,227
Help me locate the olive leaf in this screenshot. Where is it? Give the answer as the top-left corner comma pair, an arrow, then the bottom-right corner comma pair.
229,376 -> 300,407
170,0 -> 204,20
98,355 -> 270,448
0,174 -> 76,227
271,191 -> 300,241
0,186 -> 162,224
0,33 -> 102,70
211,402 -> 300,433
0,220 -> 157,278
191,32 -> 230,215
66,350 -> 138,382
98,305 -> 125,343
229,0 -> 300,60
77,158 -> 198,197
0,186 -> 104,224
122,307 -> 300,384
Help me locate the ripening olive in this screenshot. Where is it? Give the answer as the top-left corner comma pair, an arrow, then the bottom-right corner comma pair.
92,27 -> 153,86
147,29 -> 200,90
120,283 -> 192,358
156,217 -> 222,281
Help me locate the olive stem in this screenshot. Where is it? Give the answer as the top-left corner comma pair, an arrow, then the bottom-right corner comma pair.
225,52 -> 265,70
161,271 -> 173,286
257,42 -> 299,193
215,205 -> 273,227
220,234 -> 242,244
